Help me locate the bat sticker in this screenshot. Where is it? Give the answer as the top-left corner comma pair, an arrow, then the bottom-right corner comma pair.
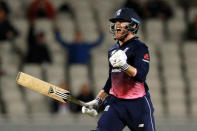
48,86 -> 54,94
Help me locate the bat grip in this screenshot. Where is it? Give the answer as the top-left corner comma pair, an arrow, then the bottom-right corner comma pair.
78,101 -> 89,108
68,96 -> 90,108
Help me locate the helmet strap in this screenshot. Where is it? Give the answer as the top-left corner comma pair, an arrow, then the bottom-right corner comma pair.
126,22 -> 138,34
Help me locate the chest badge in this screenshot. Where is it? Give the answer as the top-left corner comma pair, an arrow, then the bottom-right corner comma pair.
142,53 -> 150,63
144,53 -> 150,60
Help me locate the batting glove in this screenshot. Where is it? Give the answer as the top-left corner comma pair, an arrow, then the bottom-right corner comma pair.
82,106 -> 98,117
109,50 -> 129,70
81,98 -> 102,117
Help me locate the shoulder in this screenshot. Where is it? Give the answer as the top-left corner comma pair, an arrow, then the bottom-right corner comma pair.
107,43 -> 119,57
108,43 -> 119,52
134,39 -> 149,51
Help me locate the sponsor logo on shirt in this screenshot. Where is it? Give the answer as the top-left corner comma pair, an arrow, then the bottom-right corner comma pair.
112,69 -> 122,72
138,124 -> 144,127
104,105 -> 110,111
142,59 -> 150,63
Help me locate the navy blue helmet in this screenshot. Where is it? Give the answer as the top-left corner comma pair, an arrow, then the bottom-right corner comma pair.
109,8 -> 140,34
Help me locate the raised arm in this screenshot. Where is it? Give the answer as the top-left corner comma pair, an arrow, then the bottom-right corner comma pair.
88,32 -> 104,48
109,45 -> 150,82
130,45 -> 150,82
55,31 -> 70,48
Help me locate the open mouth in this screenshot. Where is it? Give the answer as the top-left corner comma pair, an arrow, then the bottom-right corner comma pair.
116,28 -> 121,31
116,28 -> 122,34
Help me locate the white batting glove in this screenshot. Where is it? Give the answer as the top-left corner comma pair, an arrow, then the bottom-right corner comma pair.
81,98 -> 102,117
109,50 -> 129,70
82,106 -> 98,117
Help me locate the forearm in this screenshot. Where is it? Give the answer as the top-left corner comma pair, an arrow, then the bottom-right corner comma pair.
124,65 -> 137,77
55,32 -> 68,48
96,90 -> 109,102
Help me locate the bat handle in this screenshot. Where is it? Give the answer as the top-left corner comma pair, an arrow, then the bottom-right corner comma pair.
78,101 -> 91,108
79,101 -> 88,107
68,96 -> 90,108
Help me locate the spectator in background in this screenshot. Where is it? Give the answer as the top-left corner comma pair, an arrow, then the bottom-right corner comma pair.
178,0 -> 197,25
55,29 -> 104,65
27,0 -> 56,22
0,7 -> 18,77
186,15 -> 197,41
0,0 -> 10,16
58,1 -> 75,18
0,9 -> 18,41
178,0 -> 197,11
55,27 -> 104,90
123,0 -> 173,40
51,82 -> 70,114
145,0 -> 173,20
70,83 -> 94,113
25,21 -> 51,64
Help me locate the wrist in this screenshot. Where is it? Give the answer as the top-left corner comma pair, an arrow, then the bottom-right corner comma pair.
121,63 -> 129,71
95,97 -> 103,106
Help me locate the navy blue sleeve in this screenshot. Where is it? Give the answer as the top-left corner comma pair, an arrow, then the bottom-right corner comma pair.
102,44 -> 120,94
133,44 -> 150,82
103,49 -> 113,94
103,72 -> 111,94
55,32 -> 70,48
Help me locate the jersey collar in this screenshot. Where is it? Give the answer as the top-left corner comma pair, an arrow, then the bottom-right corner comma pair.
117,36 -> 138,47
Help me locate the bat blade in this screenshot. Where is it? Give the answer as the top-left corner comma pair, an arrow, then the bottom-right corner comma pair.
16,72 -> 87,107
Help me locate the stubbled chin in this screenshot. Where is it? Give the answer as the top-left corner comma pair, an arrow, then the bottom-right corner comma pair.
115,34 -> 124,40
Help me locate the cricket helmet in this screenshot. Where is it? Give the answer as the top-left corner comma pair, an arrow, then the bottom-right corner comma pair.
109,8 -> 140,34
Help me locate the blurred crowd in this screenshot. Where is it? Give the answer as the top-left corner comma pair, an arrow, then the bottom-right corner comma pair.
0,0 -> 197,115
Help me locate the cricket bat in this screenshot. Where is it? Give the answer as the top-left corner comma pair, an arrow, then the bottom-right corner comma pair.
16,72 -> 88,107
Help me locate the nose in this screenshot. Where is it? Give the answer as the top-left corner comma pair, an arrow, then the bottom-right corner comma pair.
114,22 -> 121,29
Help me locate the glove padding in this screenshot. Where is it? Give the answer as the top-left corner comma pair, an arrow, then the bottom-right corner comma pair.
81,98 -> 102,117
109,50 -> 127,68
82,106 -> 98,117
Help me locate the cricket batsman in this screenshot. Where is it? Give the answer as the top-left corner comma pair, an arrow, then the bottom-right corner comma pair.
82,8 -> 156,131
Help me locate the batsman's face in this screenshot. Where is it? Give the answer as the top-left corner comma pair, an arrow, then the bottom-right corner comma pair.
114,21 -> 130,40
